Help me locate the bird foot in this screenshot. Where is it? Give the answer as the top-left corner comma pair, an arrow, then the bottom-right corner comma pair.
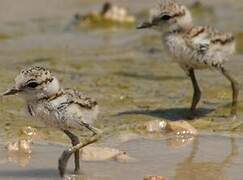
58,150 -> 72,177
187,110 -> 199,120
74,168 -> 81,175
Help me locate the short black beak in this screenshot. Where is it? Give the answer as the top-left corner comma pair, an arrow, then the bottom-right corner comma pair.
2,86 -> 21,96
136,21 -> 154,29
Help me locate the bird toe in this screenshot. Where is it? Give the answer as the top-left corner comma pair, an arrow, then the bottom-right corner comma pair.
74,168 -> 81,175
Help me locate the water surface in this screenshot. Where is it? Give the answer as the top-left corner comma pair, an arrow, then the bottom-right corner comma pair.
0,134 -> 242,180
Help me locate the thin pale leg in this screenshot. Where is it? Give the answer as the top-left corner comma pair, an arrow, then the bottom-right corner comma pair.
63,130 -> 80,174
188,69 -> 202,117
221,67 -> 239,118
58,125 -> 102,177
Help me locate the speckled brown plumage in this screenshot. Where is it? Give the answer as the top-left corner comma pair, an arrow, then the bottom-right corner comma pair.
64,88 -> 98,109
137,0 -> 239,119
3,66 -> 101,177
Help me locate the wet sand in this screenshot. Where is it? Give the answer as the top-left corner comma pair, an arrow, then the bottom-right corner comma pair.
0,0 -> 243,179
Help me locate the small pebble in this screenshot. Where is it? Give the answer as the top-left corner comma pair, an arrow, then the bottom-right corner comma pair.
113,152 -> 136,163
166,121 -> 198,135
81,146 -> 121,161
144,120 -> 167,133
20,126 -> 37,138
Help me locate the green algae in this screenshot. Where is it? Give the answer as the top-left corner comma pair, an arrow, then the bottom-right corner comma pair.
71,13 -> 135,30
236,32 -> 243,53
0,33 -> 11,40
0,0 -> 243,145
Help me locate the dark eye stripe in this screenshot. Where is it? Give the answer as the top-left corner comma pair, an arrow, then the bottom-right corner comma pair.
27,82 -> 39,88
160,15 -> 171,21
24,77 -> 54,89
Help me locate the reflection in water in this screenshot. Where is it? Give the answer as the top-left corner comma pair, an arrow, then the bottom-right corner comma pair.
65,175 -> 112,180
5,126 -> 37,167
174,136 -> 239,180
166,133 -> 195,149
7,152 -> 31,167
0,135 -> 242,180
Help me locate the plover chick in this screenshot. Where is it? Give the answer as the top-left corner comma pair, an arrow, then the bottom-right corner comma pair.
2,66 -> 101,177
137,0 -> 239,119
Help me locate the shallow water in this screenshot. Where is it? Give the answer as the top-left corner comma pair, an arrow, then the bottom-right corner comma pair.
0,0 -> 243,179
0,134 -> 243,180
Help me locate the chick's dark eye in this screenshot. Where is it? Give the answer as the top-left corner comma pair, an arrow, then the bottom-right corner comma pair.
161,15 -> 171,21
27,82 -> 39,88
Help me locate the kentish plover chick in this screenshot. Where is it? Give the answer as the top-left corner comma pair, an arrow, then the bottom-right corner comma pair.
137,0 -> 239,119
2,66 -> 102,177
